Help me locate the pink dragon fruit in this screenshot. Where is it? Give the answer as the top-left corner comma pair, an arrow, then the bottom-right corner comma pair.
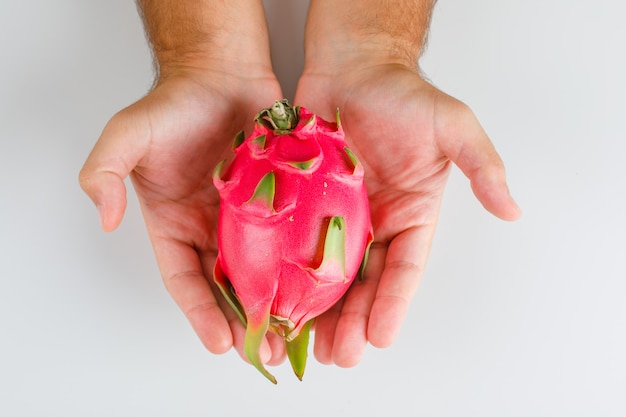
213,100 -> 373,383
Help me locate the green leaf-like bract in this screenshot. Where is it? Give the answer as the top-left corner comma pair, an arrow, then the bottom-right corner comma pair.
246,171 -> 275,210
343,147 -> 360,174
286,320 -> 313,381
233,130 -> 245,149
251,134 -> 267,150
316,216 -> 347,281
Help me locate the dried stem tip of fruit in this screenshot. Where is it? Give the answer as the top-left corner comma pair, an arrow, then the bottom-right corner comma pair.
256,99 -> 299,133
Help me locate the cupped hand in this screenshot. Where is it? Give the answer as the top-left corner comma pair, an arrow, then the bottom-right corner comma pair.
79,68 -> 288,365
295,63 -> 521,367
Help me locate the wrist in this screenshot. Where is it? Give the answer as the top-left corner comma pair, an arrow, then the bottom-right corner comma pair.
302,0 -> 433,74
138,0 -> 274,82
155,39 -> 274,84
303,33 -> 419,76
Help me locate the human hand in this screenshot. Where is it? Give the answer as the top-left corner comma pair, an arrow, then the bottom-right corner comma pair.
79,66 -> 289,364
79,0 -> 297,368
294,59 -> 521,367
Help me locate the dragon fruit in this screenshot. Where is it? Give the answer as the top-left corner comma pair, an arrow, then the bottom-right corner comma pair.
213,100 -> 373,383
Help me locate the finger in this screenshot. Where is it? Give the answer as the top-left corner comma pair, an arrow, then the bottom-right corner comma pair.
324,243 -> 386,367
330,289 -> 371,368
367,225 -> 434,348
78,109 -> 149,231
154,236 -> 234,355
312,300 -> 343,365
265,331 -> 287,366
435,99 -> 522,221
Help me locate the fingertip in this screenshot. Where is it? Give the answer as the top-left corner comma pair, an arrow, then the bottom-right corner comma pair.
333,339 -> 366,369
97,197 -> 127,233
502,197 -> 523,222
367,299 -> 406,349
260,336 -> 273,364
313,336 -> 334,365
312,308 -> 341,365
331,315 -> 368,368
368,324 -> 399,350
313,331 -> 334,365
79,168 -> 127,232
435,98 -> 522,222
189,307 -> 234,356
471,168 -> 522,222
265,332 -> 287,366
97,178 -> 127,232
202,331 -> 234,356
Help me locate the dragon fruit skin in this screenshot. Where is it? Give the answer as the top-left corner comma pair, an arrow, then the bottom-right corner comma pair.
213,100 -> 373,383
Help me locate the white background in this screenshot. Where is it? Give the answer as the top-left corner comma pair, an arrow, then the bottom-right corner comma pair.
1,0 -> 625,415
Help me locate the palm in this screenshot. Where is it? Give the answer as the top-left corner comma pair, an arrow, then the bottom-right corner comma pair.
130,75 -> 277,260
131,80 -> 246,251
295,64 -> 520,366
335,73 -> 450,244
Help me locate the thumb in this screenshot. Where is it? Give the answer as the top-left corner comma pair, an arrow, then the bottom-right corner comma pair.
436,98 -> 522,221
79,110 -> 147,231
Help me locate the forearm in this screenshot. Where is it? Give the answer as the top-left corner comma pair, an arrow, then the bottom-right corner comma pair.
137,0 -> 272,79
303,0 -> 436,71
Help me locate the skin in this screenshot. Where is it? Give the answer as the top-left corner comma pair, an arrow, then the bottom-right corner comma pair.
79,0 -> 520,370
